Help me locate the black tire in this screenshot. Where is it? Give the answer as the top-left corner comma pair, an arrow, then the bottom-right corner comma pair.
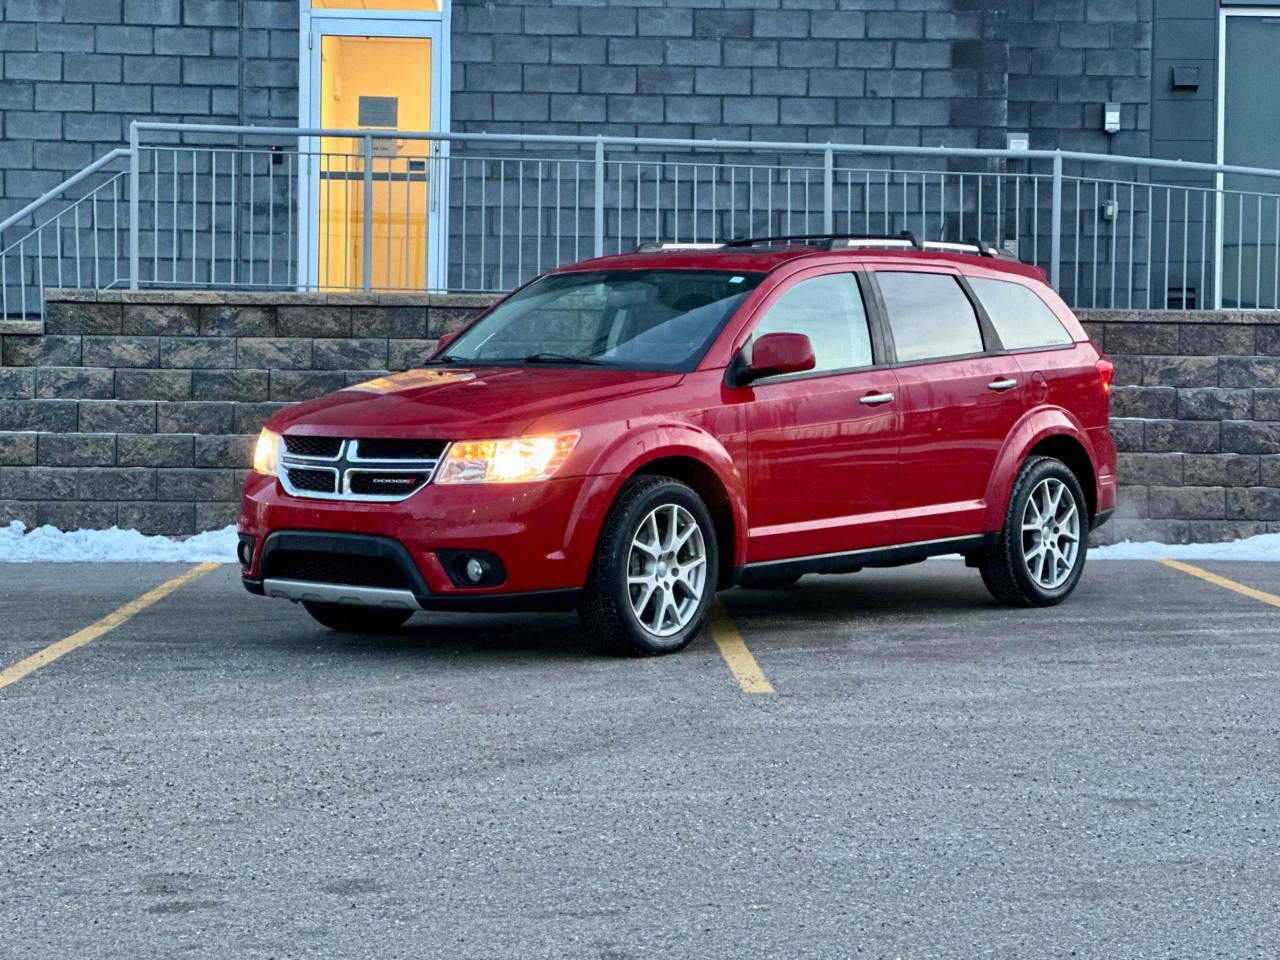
302,602 -> 413,633
580,476 -> 720,656
739,574 -> 802,590
979,456 -> 1089,607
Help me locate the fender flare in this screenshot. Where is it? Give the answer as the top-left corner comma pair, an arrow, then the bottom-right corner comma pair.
983,407 -> 1102,530
583,423 -> 749,570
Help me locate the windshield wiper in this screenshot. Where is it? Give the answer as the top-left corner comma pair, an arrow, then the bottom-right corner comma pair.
522,351 -> 607,366
430,353 -> 470,364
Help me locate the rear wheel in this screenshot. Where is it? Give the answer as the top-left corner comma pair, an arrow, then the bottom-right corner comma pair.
979,456 -> 1089,607
580,476 -> 719,656
302,602 -> 413,633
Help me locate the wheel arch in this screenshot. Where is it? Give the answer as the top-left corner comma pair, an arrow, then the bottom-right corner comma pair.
1026,434 -> 1097,523
629,455 -> 740,589
985,408 -> 1102,530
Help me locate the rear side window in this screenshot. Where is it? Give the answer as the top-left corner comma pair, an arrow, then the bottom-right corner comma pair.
877,271 -> 984,363
752,272 -> 873,374
969,277 -> 1074,350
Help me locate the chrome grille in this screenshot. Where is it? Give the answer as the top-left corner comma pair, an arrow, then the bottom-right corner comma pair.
278,435 -> 446,502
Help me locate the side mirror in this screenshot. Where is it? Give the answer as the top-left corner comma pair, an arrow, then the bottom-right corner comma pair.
432,331 -> 458,356
739,332 -> 815,384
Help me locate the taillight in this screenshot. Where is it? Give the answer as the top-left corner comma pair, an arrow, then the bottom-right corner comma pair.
1096,358 -> 1114,395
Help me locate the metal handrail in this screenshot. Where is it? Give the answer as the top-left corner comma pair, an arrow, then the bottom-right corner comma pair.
7,121 -> 1280,316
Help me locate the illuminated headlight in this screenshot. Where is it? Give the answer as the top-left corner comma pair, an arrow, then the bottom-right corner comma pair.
435,432 -> 580,484
252,429 -> 280,476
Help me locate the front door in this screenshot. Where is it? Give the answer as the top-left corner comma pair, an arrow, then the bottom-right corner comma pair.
739,270 -> 900,563
300,12 -> 448,291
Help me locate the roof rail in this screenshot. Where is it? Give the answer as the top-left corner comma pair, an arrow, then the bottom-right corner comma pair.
633,241 -> 726,252
721,232 -> 1007,258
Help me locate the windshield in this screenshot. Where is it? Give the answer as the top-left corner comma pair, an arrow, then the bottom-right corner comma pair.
439,270 -> 764,371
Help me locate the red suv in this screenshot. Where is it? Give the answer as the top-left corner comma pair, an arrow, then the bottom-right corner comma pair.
238,235 -> 1117,656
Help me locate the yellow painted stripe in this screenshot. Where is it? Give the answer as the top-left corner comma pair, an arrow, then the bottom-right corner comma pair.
0,562 -> 219,691
708,601 -> 775,694
1157,558 -> 1280,609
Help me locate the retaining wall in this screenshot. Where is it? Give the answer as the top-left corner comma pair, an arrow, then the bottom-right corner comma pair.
2,292 -> 1279,543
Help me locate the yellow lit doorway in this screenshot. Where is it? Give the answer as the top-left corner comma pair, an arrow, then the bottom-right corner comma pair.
300,7 -> 449,291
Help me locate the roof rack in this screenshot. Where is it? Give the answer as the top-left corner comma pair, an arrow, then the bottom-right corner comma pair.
633,242 -> 727,253
721,232 -> 1006,258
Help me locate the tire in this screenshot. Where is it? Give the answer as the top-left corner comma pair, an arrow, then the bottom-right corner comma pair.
302,602 -> 413,633
979,456 -> 1089,608
580,476 -> 719,656
740,574 -> 802,590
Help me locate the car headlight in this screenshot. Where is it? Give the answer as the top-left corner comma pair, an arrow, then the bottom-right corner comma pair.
253,429 -> 280,476
435,431 -> 580,484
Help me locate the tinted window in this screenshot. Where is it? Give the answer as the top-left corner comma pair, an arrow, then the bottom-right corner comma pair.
752,273 -> 873,374
443,270 -> 763,372
969,277 -> 1073,350
877,271 -> 984,362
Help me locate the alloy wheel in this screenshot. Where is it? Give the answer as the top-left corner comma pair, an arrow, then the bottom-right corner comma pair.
1020,477 -> 1081,590
626,503 -> 707,638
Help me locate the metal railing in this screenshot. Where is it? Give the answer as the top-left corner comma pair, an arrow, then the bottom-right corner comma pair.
6,121 -> 1280,317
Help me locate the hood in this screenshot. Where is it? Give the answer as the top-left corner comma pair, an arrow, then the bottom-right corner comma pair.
268,365 -> 684,438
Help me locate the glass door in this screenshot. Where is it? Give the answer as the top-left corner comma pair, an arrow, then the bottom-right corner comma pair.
300,12 -> 447,291
1219,11 -> 1280,308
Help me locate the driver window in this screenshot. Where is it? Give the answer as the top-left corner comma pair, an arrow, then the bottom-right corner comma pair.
752,273 -> 872,375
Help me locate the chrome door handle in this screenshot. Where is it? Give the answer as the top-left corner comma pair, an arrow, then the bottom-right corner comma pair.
987,378 -> 1018,391
859,392 -> 895,406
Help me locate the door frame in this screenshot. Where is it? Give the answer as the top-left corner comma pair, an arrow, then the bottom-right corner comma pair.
297,2 -> 452,291
1214,4 -> 1278,309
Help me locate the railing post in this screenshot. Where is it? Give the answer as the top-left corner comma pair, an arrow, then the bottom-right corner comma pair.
362,134 -> 374,292
128,122 -> 140,290
593,136 -> 605,257
1050,151 -> 1063,292
822,145 -> 834,234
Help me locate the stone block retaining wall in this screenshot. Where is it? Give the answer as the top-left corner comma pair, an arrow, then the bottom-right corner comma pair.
2,293 -> 1280,543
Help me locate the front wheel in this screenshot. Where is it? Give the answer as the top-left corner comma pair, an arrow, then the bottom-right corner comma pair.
979,456 -> 1089,607
580,476 -> 719,656
302,602 -> 413,633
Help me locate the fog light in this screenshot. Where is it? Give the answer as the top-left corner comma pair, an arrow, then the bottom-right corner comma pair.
237,534 -> 255,567
464,557 -> 486,584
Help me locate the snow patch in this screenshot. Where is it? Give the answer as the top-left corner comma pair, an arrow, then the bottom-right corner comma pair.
0,522 -> 237,563
1,520 -> 1278,565
1090,532 -> 1280,563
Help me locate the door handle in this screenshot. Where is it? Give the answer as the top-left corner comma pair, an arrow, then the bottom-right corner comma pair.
859,391 -> 895,406
987,378 -> 1018,391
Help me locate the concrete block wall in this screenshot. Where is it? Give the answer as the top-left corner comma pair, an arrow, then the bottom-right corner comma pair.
0,291 -> 489,534
1081,310 -> 1280,545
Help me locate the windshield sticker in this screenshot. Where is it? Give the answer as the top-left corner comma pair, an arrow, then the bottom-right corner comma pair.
730,276 -> 745,283
345,369 -> 476,394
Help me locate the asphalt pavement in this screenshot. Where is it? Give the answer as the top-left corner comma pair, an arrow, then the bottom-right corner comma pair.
2,557 -> 1279,959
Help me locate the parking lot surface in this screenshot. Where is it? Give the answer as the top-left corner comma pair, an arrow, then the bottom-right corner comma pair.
3,558 -> 1280,959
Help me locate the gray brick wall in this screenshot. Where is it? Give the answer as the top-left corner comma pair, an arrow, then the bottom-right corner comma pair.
0,0 -> 298,213
452,0 -> 1011,150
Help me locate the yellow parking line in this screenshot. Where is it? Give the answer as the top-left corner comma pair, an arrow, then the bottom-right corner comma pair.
0,562 -> 220,692
1157,558 -> 1280,609
708,601 -> 775,694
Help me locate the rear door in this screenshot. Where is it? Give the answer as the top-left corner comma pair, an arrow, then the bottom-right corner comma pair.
737,269 -> 900,563
870,267 -> 1025,542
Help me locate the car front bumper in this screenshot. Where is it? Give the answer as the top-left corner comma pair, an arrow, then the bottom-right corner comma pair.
237,470 -> 619,608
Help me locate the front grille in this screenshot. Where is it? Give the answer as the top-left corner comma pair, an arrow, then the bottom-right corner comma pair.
263,549 -> 411,591
284,435 -> 342,458
354,438 -> 447,461
348,472 -> 429,496
284,467 -> 338,493
278,435 -> 446,502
